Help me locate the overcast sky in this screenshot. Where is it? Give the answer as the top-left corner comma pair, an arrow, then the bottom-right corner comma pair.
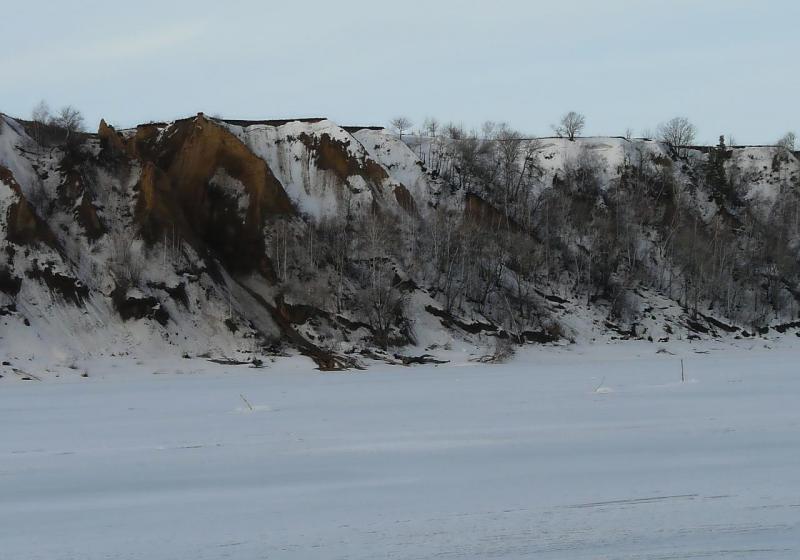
2,0 -> 797,144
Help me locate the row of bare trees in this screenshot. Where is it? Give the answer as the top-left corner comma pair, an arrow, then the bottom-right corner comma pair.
393,111 -> 795,155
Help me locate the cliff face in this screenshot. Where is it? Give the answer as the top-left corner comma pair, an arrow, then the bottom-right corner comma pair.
0,113 -> 430,368
123,115 -> 294,275
222,119 -> 414,220
1,111 -> 799,369
0,165 -> 58,248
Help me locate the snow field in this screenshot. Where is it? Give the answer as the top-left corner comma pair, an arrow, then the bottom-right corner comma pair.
1,343 -> 798,559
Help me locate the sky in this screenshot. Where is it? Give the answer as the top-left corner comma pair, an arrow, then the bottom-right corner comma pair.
1,0 -> 797,144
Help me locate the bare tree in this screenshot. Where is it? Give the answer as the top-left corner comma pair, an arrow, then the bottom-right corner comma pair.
777,131 -> 796,152
658,117 -> 696,157
554,111 -> 585,141
390,117 -> 412,141
423,117 -> 440,138
493,123 -> 542,213
355,212 -> 408,348
30,100 -> 51,146
481,121 -> 498,140
421,117 -> 442,167
31,100 -> 51,125
51,105 -> 85,143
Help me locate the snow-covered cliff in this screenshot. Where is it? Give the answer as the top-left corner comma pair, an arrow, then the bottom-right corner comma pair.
1,111 -> 799,370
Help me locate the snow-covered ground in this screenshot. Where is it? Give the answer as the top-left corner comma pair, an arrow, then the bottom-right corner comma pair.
2,342 -> 799,559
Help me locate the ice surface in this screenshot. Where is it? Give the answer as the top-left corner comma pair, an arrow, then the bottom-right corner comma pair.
1,343 -> 798,559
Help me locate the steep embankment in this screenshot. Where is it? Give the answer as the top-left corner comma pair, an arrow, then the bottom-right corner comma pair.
1,111 -> 799,372
0,112 -> 439,369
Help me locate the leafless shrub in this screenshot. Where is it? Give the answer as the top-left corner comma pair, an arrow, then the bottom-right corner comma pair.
109,230 -> 143,290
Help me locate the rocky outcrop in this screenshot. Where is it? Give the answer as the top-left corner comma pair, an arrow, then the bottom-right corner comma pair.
119,115 -> 295,275
297,131 -> 390,194
97,119 -> 126,156
1,165 -> 57,248
222,119 -> 416,220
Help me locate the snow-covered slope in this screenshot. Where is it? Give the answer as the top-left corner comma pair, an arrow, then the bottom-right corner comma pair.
1,110 -> 799,373
728,145 -> 800,206
537,136 -> 666,186
352,127 -> 445,213
222,119 -> 408,220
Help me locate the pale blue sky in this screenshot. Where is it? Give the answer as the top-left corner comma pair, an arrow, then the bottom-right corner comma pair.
2,0 -> 797,144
